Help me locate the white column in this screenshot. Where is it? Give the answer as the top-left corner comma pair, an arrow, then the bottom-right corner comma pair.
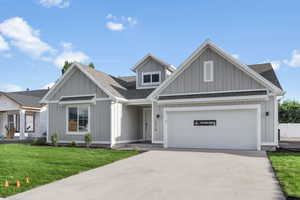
19,110 -> 25,140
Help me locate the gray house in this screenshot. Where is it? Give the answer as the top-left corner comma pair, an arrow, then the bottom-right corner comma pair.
0,89 -> 48,139
41,40 -> 283,150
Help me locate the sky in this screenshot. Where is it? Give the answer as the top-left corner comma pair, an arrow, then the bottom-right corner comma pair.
0,0 -> 299,100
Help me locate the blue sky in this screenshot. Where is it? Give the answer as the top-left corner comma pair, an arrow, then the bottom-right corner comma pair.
0,0 -> 299,100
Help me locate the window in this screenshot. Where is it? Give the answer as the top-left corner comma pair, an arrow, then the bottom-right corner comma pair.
142,71 -> 161,85
7,114 -> 20,132
67,105 -> 89,134
204,61 -> 214,82
25,112 -> 35,133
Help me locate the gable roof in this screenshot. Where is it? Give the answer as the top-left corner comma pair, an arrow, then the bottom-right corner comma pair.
1,89 -> 48,108
131,53 -> 176,73
41,63 -> 155,103
149,40 -> 283,99
249,63 -> 282,90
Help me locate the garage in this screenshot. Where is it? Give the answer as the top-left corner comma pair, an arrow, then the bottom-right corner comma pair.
164,105 -> 261,150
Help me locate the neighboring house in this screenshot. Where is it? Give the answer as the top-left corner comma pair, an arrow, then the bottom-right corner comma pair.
41,40 -> 283,150
0,89 -> 48,139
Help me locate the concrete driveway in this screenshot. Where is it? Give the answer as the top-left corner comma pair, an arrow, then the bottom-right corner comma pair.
8,150 -> 284,200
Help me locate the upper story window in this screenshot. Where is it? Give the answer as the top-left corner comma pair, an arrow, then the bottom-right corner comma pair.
142,71 -> 161,85
67,105 -> 90,134
204,61 -> 214,82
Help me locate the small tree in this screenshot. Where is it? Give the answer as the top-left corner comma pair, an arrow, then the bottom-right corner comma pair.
88,62 -> 95,69
84,133 -> 92,148
51,132 -> 59,146
61,61 -> 73,75
71,141 -> 76,147
279,100 -> 300,123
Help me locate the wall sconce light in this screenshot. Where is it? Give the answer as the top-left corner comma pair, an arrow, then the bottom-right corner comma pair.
266,112 -> 269,116
156,114 -> 160,118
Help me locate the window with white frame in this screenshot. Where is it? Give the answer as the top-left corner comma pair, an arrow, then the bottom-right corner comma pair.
142,71 -> 161,85
67,105 -> 89,133
25,112 -> 35,133
204,61 -> 214,82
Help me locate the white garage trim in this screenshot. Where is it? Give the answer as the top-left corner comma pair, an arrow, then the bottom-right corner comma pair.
163,104 -> 261,150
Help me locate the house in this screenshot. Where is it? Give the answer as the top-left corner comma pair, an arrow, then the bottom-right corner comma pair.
40,40 -> 283,150
0,89 -> 48,139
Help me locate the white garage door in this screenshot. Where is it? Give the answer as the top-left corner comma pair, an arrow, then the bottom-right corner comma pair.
165,106 -> 259,150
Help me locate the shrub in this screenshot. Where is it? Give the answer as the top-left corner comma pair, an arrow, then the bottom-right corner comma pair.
84,133 -> 92,148
31,138 -> 46,146
279,100 -> 300,123
51,132 -> 59,146
71,141 -> 76,147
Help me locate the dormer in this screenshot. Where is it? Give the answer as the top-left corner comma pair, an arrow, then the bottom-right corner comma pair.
131,54 -> 175,89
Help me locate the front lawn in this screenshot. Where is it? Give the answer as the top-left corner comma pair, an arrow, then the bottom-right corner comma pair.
268,152 -> 300,198
0,144 -> 138,197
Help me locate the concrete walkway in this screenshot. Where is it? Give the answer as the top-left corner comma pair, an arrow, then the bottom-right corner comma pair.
8,150 -> 285,200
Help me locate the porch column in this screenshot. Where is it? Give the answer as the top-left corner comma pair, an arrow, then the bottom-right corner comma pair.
19,110 -> 25,140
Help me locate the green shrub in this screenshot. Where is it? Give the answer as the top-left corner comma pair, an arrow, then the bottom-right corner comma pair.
51,132 -> 59,146
71,141 -> 76,147
84,133 -> 92,148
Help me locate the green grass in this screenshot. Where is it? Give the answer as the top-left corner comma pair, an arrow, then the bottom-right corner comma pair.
268,152 -> 300,198
0,144 -> 139,197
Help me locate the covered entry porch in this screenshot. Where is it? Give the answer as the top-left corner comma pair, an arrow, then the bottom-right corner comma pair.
0,109 -> 37,140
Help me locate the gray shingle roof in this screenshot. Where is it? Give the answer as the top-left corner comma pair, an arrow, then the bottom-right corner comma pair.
80,65 -> 154,99
248,63 -> 282,90
3,89 -> 49,108
77,62 -> 282,101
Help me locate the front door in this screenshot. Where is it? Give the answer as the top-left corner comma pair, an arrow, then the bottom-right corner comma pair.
143,109 -> 152,141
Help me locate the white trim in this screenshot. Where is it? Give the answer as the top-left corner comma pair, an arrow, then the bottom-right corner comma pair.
46,104 -> 50,143
151,101 -> 155,143
261,142 -> 277,146
158,95 -> 269,105
158,89 -> 268,97
110,102 -> 116,147
40,63 -> 117,103
203,60 -> 214,82
274,96 -> 279,146
40,65 -> 77,104
149,40 -> 283,100
131,53 -> 175,72
141,71 -> 161,86
163,104 -> 261,150
113,139 -> 144,144
136,85 -> 159,89
56,140 -> 111,144
65,104 -> 91,135
126,99 -> 151,105
142,108 -> 152,141
152,141 -> 163,144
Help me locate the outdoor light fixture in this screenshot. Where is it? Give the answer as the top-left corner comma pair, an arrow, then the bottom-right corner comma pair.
266,112 -> 269,116
156,114 -> 160,118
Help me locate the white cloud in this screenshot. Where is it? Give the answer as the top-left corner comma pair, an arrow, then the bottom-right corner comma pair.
0,84 -> 22,92
105,14 -> 137,31
283,49 -> 300,67
54,50 -> 89,68
0,17 -> 55,58
0,35 -> 9,51
231,54 -> 239,59
127,17 -> 137,25
60,41 -> 72,49
39,0 -> 70,8
2,53 -> 13,58
106,22 -> 125,31
43,82 -> 55,89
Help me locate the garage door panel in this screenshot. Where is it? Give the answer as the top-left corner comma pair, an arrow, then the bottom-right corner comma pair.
166,109 -> 257,149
